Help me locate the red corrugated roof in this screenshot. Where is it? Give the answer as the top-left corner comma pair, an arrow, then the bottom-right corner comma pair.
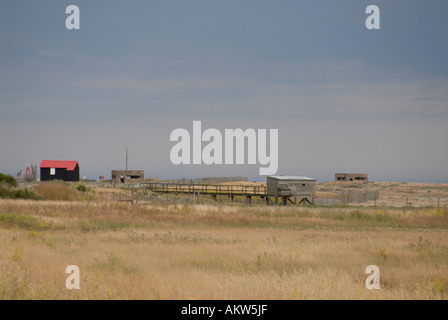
40,160 -> 78,171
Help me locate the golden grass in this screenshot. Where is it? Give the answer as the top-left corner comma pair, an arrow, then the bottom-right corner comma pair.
33,182 -> 84,201
315,191 -> 339,198
0,197 -> 447,300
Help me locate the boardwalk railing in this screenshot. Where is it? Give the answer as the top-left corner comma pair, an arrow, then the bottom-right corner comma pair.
146,183 -> 267,197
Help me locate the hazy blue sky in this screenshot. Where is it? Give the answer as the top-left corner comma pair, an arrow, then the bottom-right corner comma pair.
1,0 -> 447,182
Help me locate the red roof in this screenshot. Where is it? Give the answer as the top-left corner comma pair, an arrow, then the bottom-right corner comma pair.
40,160 -> 79,171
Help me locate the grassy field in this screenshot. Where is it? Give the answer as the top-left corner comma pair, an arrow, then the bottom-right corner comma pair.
0,183 -> 447,300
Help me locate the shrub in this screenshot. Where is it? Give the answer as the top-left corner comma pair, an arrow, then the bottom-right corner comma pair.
0,173 -> 17,187
0,187 -> 41,200
76,183 -> 88,192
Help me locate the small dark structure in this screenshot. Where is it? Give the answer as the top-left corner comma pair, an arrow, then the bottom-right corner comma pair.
335,173 -> 368,182
111,170 -> 144,183
267,176 -> 316,205
40,160 -> 80,182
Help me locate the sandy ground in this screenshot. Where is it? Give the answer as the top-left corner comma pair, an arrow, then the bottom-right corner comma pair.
221,180 -> 448,207
318,181 -> 448,208
89,180 -> 448,208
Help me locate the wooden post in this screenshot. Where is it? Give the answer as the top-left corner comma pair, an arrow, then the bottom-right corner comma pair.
438,197 -> 440,209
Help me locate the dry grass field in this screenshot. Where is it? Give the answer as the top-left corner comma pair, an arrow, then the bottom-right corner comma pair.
0,182 -> 447,300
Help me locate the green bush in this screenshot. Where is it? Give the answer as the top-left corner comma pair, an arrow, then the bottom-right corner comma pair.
76,183 -> 88,192
0,173 -> 17,187
0,187 -> 41,200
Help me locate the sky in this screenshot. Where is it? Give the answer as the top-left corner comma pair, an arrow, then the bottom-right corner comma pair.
1,0 -> 447,182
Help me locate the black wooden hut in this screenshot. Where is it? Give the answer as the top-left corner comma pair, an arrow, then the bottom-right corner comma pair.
40,160 -> 80,182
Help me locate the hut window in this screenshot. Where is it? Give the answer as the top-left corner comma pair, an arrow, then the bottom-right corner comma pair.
50,168 -> 56,175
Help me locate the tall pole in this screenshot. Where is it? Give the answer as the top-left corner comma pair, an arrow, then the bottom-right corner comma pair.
126,147 -> 128,183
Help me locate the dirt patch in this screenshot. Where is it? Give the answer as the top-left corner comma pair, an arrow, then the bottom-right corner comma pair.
318,181 -> 448,208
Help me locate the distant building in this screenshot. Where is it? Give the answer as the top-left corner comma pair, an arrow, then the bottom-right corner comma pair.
40,160 -> 80,182
267,176 -> 316,197
111,170 -> 144,183
335,173 -> 368,182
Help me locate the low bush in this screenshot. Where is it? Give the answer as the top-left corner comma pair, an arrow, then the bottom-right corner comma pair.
0,187 -> 41,200
0,173 -> 17,187
76,183 -> 88,192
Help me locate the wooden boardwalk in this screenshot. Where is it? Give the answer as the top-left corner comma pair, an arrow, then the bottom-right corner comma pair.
147,183 -> 265,196
145,183 -> 313,205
